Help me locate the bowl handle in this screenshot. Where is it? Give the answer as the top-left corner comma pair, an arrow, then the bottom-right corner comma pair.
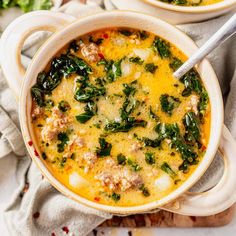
0,10 -> 76,100
161,125 -> 236,216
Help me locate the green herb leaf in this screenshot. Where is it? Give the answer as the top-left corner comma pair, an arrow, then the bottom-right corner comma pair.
59,157 -> 67,168
31,86 -> 45,107
104,119 -> 147,133
138,31 -> 149,40
122,81 -> 137,97
119,29 -> 132,36
89,36 -> 104,45
152,38 -> 171,58
76,111 -> 94,124
161,162 -> 176,178
145,63 -> 158,73
74,84 -> 106,102
76,101 -> 98,123
173,0 -> 187,5
155,123 -> 198,172
183,111 -> 201,145
58,100 -> 70,112
97,59 -> 122,82
180,70 -> 202,96
57,132 -> 69,153
129,57 -> 144,65
15,0 -> 53,12
145,152 -> 156,165
160,94 -> 180,115
111,192 -> 121,202
141,137 -> 161,148
198,89 -> 209,115
169,57 -> 183,71
139,184 -> 150,197
149,106 -> 159,121
96,137 -> 112,157
117,154 -> 127,165
127,159 -> 142,172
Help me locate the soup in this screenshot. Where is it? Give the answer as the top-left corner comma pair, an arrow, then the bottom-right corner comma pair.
31,28 -> 210,206
158,0 -> 222,6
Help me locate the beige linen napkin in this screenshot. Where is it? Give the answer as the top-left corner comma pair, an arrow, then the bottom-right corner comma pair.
0,1 -> 235,236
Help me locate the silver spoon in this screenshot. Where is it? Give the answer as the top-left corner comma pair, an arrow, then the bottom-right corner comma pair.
174,13 -> 236,79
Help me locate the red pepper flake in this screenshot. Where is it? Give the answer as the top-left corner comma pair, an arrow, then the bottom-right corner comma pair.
103,33 -> 109,39
62,226 -> 69,234
28,140 -> 33,146
33,212 -> 40,219
201,145 -> 206,151
51,233 -> 56,236
98,53 -> 105,59
94,197 -> 100,202
34,149 -> 39,157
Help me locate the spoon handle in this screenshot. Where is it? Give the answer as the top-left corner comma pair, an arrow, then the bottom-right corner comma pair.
173,14 -> 236,79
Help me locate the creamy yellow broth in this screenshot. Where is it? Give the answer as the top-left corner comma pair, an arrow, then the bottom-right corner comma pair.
158,0 -> 222,6
31,28 -> 210,206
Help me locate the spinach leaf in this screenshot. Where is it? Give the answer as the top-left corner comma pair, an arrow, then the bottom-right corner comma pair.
45,99 -> 54,109
32,54 -> 92,106
76,101 -> 97,124
155,123 -> 198,172
59,157 -> 67,168
119,29 -> 132,36
122,81 -> 137,97
149,106 -> 159,121
160,94 -> 180,115
138,31 -> 149,40
117,153 -> 127,165
97,59 -> 122,82
67,40 -> 79,53
96,137 -> 112,157
161,162 -> 176,178
76,111 -> 94,124
139,184 -> 150,197
173,0 -> 187,5
104,118 -> 147,133
89,36 -> 104,45
180,70 -> 202,96
169,57 -> 183,71
104,80 -> 146,133
127,159 -> 142,172
141,137 -> 161,148
57,132 -> 69,153
152,38 -> 171,58
179,69 -> 209,114
183,111 -> 201,145
145,63 -> 158,73
31,86 -> 45,107
145,152 -> 156,165
198,89 -> 209,115
74,83 -> 106,102
58,100 -> 70,112
49,54 -> 92,79
129,57 -> 144,65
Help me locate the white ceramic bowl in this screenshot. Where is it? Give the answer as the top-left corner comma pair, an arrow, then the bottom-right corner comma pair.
111,0 -> 236,24
1,11 -> 236,216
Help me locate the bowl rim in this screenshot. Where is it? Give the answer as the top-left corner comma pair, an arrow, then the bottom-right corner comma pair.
143,0 -> 236,13
19,10 -> 224,214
